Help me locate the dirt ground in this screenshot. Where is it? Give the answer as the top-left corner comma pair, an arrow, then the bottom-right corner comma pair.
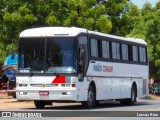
0,97 -> 34,110
0,96 -> 81,110
0,94 -> 160,110
144,94 -> 160,100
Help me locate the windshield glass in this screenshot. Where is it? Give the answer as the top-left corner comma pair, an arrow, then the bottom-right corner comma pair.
18,37 -> 77,73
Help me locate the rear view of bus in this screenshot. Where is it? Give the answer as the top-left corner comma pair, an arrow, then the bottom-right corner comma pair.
16,27 -> 148,109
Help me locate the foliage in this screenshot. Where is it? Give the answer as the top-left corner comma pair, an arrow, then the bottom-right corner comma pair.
0,0 -> 160,78
127,1 -> 160,77
0,0 -> 125,63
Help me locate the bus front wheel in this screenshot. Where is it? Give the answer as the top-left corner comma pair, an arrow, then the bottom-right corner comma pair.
82,85 -> 96,109
34,100 -> 46,109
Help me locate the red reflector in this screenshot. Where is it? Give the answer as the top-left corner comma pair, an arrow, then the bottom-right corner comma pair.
52,76 -> 66,84
39,91 -> 49,96
72,84 -> 76,87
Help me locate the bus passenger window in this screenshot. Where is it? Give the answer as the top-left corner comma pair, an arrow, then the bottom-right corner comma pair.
132,46 -> 138,62
139,47 -> 147,63
102,41 -> 110,58
90,38 -> 98,57
122,44 -> 128,61
112,42 -> 120,60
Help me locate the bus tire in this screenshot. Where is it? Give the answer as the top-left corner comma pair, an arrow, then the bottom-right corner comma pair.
120,99 -> 127,105
129,85 -> 137,105
34,100 -> 46,109
83,85 -> 96,109
95,100 -> 100,106
120,85 -> 137,105
12,93 -> 16,99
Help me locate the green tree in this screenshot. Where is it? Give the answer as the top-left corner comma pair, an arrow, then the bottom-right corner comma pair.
2,0 -> 159,80
128,1 -> 160,78
105,0 -> 129,36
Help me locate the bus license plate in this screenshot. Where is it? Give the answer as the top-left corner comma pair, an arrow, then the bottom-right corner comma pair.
39,91 -> 49,96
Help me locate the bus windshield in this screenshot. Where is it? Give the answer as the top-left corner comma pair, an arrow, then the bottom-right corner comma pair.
18,37 -> 77,73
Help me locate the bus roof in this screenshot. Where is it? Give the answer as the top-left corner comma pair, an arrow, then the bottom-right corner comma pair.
19,27 -> 87,38
88,30 -> 147,45
19,27 -> 147,45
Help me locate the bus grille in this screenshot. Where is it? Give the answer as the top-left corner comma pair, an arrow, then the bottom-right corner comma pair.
30,83 -> 71,87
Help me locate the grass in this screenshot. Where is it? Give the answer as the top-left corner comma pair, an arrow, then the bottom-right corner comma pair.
144,94 -> 160,100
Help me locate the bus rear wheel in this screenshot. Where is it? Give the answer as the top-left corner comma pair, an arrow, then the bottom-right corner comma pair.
82,85 -> 96,109
120,85 -> 136,105
129,85 -> 137,105
34,100 -> 46,109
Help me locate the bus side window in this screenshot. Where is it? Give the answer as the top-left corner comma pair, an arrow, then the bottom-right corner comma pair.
78,36 -> 88,74
79,36 -> 87,45
90,38 -> 98,57
139,47 -> 147,63
112,42 -> 120,60
132,46 -> 138,62
122,44 -> 128,61
102,40 -> 110,59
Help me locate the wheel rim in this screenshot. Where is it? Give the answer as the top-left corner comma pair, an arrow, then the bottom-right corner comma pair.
88,89 -> 94,103
131,88 -> 135,102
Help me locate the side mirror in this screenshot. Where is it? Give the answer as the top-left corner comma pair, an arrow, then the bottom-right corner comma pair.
79,46 -> 85,60
79,46 -> 85,67
78,46 -> 85,81
78,73 -> 83,81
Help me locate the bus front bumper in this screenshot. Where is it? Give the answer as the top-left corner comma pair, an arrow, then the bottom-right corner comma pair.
16,89 -> 78,101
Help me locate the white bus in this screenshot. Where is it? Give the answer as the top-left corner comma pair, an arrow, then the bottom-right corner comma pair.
16,27 -> 148,109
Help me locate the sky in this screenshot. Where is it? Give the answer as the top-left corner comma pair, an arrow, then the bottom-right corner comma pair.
131,0 -> 159,8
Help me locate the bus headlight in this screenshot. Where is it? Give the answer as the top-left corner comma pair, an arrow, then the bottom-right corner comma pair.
19,92 -> 27,95
17,83 -> 28,87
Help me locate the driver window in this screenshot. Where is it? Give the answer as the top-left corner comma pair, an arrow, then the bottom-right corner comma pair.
79,36 -> 87,45
78,36 -> 88,74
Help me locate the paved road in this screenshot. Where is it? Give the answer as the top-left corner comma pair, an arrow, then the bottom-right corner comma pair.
22,99 -> 160,119
0,99 -> 160,120
20,99 -> 160,111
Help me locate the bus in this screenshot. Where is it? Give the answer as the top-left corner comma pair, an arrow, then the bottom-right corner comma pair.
16,27 -> 148,109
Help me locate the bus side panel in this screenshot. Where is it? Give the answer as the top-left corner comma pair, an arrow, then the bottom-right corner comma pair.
121,78 -> 132,98
100,78 -> 113,100
86,61 -> 148,100
112,62 -> 132,99
76,77 -> 107,101
86,61 -> 113,100
76,77 -> 89,101
131,64 -> 148,98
